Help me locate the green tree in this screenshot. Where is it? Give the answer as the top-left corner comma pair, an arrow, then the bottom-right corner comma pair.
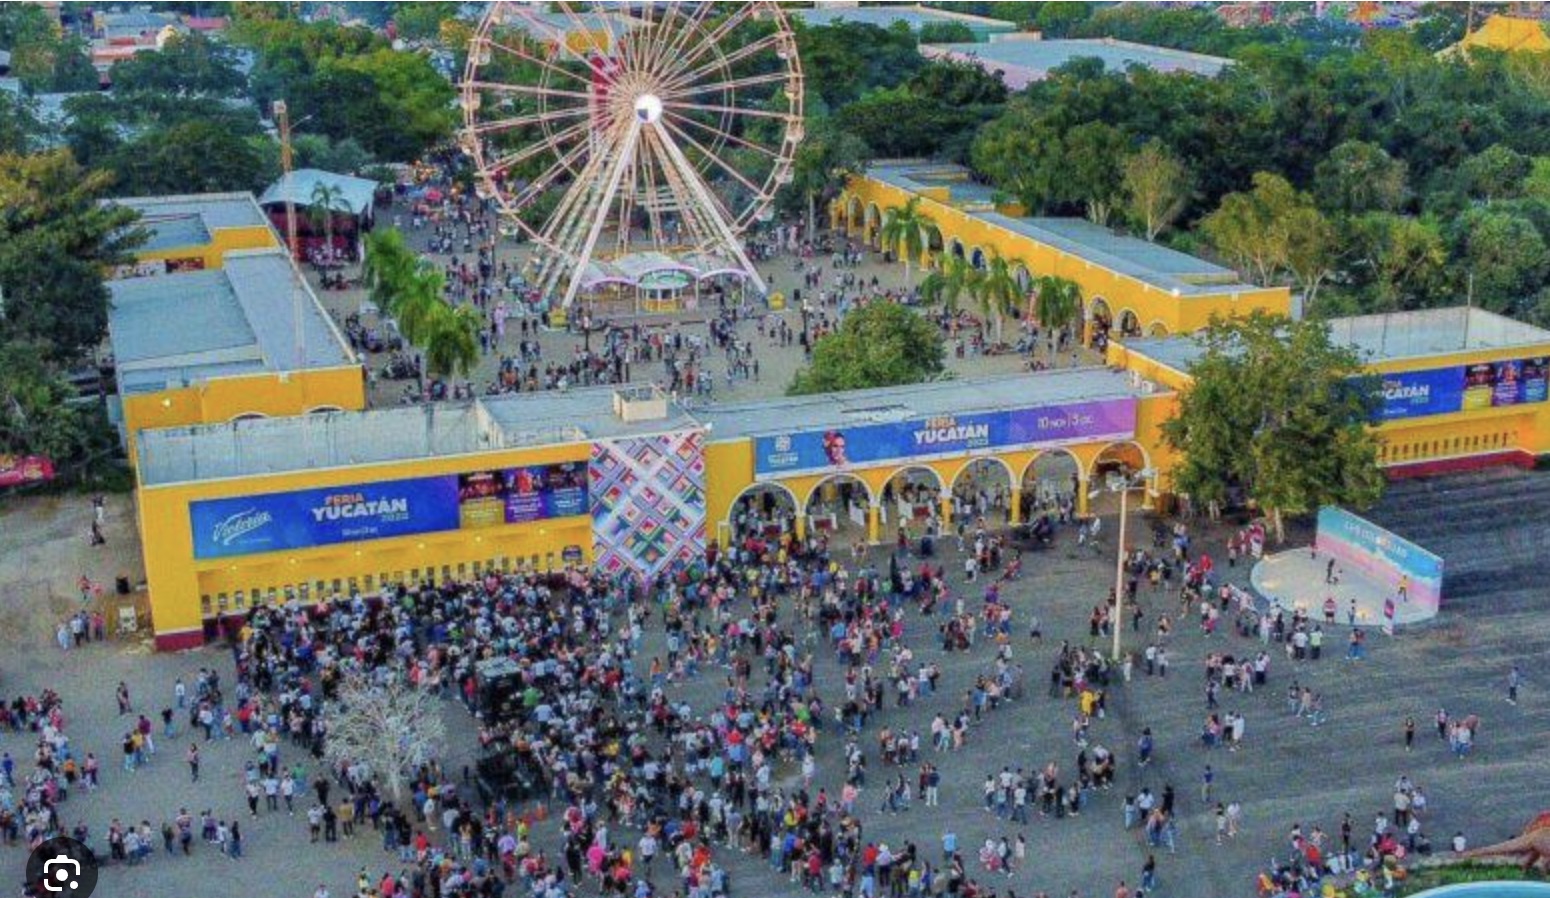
1,5 -> 98,93
878,197 -> 935,289
1201,172 -> 1310,287
0,150 -> 145,363
977,249 -> 1023,343
0,341 -> 100,464
0,91 -> 42,155
1160,312 -> 1384,540
421,304 -> 481,382
309,181 -> 349,253
1121,138 -> 1191,241
784,118 -> 870,239
917,21 -> 975,44
1285,204 -> 1338,309
393,2 -> 460,42
1454,208 -> 1549,314
1033,275 -> 1083,351
789,302 -> 945,395
1065,122 -> 1128,225
1341,213 -> 1447,313
793,20 -> 924,111
108,32 -> 247,95
1314,140 -> 1410,217
1459,144 -> 1530,203
105,120 -> 270,195
918,253 -> 980,315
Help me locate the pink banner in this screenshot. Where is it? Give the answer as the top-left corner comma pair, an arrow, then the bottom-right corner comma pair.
0,455 -> 56,488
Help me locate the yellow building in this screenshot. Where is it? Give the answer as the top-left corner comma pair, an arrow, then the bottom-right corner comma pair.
1107,307 -> 1550,475
111,192 -> 281,274
108,247 -> 365,463
1443,14 -> 1550,57
836,162 -> 1291,341
132,372 -> 1179,649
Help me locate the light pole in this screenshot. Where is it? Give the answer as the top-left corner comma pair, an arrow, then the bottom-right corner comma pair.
1096,466 -> 1156,662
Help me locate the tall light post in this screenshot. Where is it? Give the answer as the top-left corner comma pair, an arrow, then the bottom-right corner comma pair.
1096,466 -> 1156,662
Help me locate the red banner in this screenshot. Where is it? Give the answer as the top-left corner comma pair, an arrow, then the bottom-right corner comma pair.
0,455 -> 56,488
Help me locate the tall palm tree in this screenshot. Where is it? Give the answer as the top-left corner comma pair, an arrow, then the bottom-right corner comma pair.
878,197 -> 935,288
918,254 -> 980,315
393,269 -> 445,347
1034,275 -> 1083,357
422,304 -> 482,383
977,249 -> 1023,344
309,181 -> 350,256
362,228 -> 417,312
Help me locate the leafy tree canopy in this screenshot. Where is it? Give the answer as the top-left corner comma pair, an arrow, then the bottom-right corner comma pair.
107,32 -> 247,96
789,302 -> 945,395
1160,312 -> 1384,538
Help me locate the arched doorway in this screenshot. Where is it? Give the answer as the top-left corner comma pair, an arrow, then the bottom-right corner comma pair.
806,473 -> 874,542
1117,309 -> 1142,339
1147,321 -> 1169,337
1089,441 -> 1152,513
925,225 -> 944,270
1087,298 -> 1113,349
1022,449 -> 1081,518
952,457 -> 1014,525
231,412 -> 268,422
882,466 -> 943,533
949,239 -> 966,262
846,195 -> 863,235
728,482 -> 800,543
1013,263 -> 1033,293
865,204 -> 882,250
969,246 -> 986,270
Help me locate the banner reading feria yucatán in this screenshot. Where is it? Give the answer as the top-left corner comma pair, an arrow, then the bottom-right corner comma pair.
753,397 -> 1137,478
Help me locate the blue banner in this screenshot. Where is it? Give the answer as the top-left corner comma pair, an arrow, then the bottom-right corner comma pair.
754,398 -> 1136,477
1373,367 -> 1465,421
191,476 -> 463,559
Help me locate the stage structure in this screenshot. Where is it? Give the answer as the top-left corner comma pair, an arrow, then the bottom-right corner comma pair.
461,1 -> 804,309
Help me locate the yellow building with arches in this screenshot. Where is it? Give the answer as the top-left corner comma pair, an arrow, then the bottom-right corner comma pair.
834,162 -> 1290,342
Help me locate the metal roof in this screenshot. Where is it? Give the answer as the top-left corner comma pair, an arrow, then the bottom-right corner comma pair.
108,248 -> 356,396
696,367 -> 1156,441
922,37 -> 1231,89
1120,307 -> 1550,373
136,385 -> 703,487
259,169 -> 380,217
112,193 -> 272,253
791,4 -> 1017,36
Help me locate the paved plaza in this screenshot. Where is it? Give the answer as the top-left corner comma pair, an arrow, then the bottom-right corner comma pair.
3,469 -> 1549,898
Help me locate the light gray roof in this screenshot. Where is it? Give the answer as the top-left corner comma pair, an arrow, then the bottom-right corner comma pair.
112,193 -> 272,252
108,249 -> 356,396
1328,307 -> 1550,362
1120,307 -> 1550,373
790,5 -> 1016,37
260,169 -> 379,217
136,385 -> 702,487
696,368 -> 1156,441
923,37 -> 1231,86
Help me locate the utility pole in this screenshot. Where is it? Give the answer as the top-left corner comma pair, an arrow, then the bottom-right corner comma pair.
274,99 -> 306,370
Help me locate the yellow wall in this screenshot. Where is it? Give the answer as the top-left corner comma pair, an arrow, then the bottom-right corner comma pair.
132,224 -> 280,271
123,365 -> 367,466
138,439 -> 594,647
837,173 -> 1290,337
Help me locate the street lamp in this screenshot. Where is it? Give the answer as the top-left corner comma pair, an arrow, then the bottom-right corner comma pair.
1092,466 -> 1157,662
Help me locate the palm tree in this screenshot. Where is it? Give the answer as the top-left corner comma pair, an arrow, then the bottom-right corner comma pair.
918,254 -> 980,315
1034,275 -> 1083,358
977,249 -> 1023,344
878,197 -> 935,288
308,181 -> 350,257
362,229 -> 417,313
393,269 -> 445,347
422,304 -> 482,383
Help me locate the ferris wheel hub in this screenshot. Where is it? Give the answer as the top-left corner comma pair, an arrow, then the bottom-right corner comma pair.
632,93 -> 664,125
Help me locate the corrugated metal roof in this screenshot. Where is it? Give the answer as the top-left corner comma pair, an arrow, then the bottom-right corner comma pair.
112,193 -> 272,252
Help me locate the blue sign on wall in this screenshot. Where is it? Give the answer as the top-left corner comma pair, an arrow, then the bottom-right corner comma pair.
1374,367 -> 1465,421
754,398 -> 1137,477
190,476 -> 463,559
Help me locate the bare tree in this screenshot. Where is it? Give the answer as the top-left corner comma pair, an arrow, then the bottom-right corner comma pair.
323,672 -> 447,805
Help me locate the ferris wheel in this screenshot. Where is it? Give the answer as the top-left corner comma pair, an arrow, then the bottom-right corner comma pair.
461,1 -> 805,309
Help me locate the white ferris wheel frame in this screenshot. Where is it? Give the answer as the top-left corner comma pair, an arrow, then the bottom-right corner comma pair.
461,1 -> 805,309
